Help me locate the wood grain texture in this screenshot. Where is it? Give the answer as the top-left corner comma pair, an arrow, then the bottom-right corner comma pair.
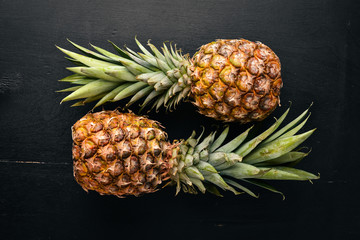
0,0 -> 359,239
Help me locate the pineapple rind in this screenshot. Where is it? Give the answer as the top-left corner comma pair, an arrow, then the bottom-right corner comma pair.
72,106 -> 318,198
58,38 -> 283,124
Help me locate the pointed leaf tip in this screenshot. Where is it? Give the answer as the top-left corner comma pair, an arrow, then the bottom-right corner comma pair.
56,45 -> 66,53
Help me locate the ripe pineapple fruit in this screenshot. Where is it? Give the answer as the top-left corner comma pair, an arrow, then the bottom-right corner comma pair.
72,107 -> 318,198
58,38 -> 282,123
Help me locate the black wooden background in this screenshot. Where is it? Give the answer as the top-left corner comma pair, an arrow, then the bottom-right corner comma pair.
1,0 -> 359,239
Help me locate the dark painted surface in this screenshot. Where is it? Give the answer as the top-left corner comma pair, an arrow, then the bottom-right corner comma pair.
0,0 -> 359,239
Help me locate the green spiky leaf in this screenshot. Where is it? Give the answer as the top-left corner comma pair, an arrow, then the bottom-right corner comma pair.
173,107 -> 318,197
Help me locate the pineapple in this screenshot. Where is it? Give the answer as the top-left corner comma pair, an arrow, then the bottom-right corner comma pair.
72,107 -> 318,198
57,38 -> 282,123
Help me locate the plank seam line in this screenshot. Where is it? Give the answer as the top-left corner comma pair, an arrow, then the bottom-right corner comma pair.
0,160 -> 70,165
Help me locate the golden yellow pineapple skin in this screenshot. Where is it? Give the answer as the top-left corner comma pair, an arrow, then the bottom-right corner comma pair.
191,39 -> 282,123
72,111 -> 175,197
69,109 -> 318,198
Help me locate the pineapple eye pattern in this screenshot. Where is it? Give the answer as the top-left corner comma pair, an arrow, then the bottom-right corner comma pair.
57,38 -> 282,123
72,107 -> 318,198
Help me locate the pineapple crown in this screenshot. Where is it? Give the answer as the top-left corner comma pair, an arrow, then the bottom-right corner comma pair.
56,37 -> 192,111
170,106 -> 318,198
